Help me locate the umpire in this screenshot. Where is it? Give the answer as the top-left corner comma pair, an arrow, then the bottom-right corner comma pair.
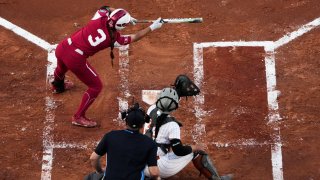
87,103 -> 160,180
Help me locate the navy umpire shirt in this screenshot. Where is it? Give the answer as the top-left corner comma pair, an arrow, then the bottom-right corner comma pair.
95,129 -> 158,180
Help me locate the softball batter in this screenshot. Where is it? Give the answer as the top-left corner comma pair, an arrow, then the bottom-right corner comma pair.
51,5 -> 164,128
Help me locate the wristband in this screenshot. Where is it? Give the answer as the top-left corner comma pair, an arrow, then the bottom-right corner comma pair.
149,23 -> 157,31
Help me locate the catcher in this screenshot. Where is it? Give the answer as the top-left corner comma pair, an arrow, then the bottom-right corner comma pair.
144,75 -> 233,180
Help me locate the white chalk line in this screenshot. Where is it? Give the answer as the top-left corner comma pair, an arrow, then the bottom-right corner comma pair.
41,96 -> 55,180
210,138 -> 272,148
195,41 -> 274,48
274,17 -> 320,49
0,17 -> 51,50
263,48 -> 284,180
116,45 -> 130,123
1,16 -> 319,180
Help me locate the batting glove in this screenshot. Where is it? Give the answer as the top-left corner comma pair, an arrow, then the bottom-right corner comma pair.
149,17 -> 164,31
130,17 -> 137,25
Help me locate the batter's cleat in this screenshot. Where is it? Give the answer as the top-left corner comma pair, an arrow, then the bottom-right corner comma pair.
220,174 -> 233,180
71,116 -> 97,128
51,80 -> 74,94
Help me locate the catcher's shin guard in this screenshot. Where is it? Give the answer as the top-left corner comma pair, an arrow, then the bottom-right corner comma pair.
192,151 -> 221,180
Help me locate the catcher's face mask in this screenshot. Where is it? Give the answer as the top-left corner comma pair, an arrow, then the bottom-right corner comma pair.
156,88 -> 179,114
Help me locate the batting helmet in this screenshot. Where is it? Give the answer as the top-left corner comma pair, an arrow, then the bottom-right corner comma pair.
108,8 -> 131,30
156,88 -> 179,114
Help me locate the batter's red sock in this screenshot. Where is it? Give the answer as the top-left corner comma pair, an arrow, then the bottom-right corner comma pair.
74,92 -> 95,118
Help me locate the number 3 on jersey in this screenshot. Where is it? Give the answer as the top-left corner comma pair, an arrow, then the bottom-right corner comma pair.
88,29 -> 106,47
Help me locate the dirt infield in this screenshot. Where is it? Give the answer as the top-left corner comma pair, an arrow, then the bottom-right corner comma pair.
1,0 -> 320,179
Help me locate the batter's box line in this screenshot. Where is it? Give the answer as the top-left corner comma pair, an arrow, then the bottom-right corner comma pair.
43,138 -> 273,150
193,43 -> 280,179
210,139 -> 273,148
192,18 -> 320,180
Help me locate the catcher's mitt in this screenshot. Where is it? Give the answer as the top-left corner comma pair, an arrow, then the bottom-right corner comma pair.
173,74 -> 200,98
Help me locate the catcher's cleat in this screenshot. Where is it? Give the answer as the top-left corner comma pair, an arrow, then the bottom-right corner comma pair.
192,150 -> 226,180
71,116 -> 97,128
51,80 -> 74,94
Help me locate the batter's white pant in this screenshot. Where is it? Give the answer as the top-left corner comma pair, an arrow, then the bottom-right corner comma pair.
144,152 -> 194,178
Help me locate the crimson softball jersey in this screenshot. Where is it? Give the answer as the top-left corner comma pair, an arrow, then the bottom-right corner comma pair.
69,9 -> 131,57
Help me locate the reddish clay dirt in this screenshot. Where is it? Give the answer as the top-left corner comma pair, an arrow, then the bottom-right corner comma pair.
1,0 -> 320,180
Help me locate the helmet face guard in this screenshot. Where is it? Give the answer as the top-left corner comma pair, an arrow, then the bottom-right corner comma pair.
156,88 -> 179,114
157,96 -> 179,113
108,9 -> 131,30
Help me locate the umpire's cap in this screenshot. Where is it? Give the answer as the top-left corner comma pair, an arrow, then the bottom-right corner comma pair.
122,103 -> 149,129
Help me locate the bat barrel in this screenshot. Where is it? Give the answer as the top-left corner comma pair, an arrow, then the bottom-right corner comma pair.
136,18 -> 203,24
163,18 -> 203,23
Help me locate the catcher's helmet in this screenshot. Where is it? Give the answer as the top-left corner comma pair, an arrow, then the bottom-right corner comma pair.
156,88 -> 179,114
108,8 -> 131,30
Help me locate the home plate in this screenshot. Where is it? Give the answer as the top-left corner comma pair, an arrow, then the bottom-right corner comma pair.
141,90 -> 161,105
